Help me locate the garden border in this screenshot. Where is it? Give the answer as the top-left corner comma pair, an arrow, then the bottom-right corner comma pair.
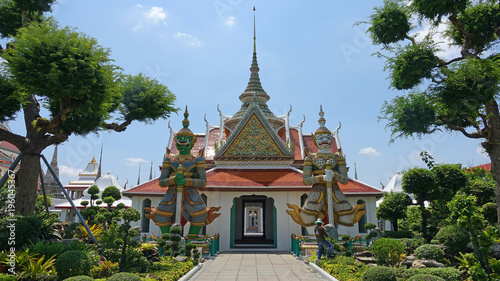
306,261 -> 339,281
181,259 -> 214,281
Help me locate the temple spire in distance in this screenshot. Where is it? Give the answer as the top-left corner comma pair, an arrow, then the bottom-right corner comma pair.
239,6 -> 269,104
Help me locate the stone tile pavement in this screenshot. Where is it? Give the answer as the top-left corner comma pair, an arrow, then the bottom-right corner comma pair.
189,252 -> 323,281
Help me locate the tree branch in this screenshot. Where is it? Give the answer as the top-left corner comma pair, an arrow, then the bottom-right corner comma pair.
438,116 -> 487,139
448,13 -> 474,58
0,128 -> 25,149
102,120 -> 133,132
437,56 -> 465,67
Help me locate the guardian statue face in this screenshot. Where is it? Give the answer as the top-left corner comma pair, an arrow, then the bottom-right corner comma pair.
315,133 -> 333,151
176,135 -> 194,155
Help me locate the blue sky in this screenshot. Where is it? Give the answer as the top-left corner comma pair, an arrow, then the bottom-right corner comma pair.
5,0 -> 490,189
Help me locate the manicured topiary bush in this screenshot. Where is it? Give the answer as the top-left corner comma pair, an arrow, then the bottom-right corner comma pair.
362,266 -> 397,281
63,276 -> 94,281
55,250 -> 91,280
107,272 -> 141,281
370,238 -> 406,266
434,225 -> 469,254
398,267 -> 461,280
414,244 -> 444,262
408,274 -> 444,281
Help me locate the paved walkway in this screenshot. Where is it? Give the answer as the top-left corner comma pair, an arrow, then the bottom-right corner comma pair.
190,252 -> 322,281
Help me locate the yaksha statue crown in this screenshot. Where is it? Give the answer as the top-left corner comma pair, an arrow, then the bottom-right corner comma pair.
145,107 -> 221,238
287,106 -> 366,227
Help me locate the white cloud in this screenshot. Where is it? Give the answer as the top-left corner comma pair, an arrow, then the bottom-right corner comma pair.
174,31 -> 204,47
59,165 -> 81,178
125,157 -> 148,166
410,21 -> 461,60
133,6 -> 167,31
225,16 -> 236,26
358,147 -> 381,156
476,147 -> 489,158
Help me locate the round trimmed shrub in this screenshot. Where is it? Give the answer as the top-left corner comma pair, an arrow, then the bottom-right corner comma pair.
370,238 -> 406,266
414,244 -> 444,262
408,274 -> 444,281
63,276 -> 94,281
434,225 -> 469,254
362,266 -> 397,281
107,272 -> 141,281
55,250 -> 91,280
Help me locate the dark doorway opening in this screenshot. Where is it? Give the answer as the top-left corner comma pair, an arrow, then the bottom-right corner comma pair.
232,195 -> 275,248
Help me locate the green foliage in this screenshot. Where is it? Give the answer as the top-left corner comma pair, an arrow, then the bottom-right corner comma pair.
18,254 -> 56,281
399,238 -> 425,255
0,0 -> 55,38
463,168 -> 495,206
368,0 -> 411,45
0,214 -> 60,251
143,259 -> 195,281
414,244 -> 445,262
362,266 -> 397,281
434,225 -> 469,254
63,276 -> 94,281
390,44 -> 437,90
101,186 -> 122,202
403,168 -> 438,204
399,206 -> 422,232
370,238 -> 406,266
407,274 -> 444,281
87,185 -> 99,196
317,256 -> 369,281
411,0 -> 468,22
3,19 -> 121,135
0,274 -> 16,281
25,241 -> 65,259
381,93 -> 437,139
107,272 -> 141,281
483,202 -> 498,225
120,73 -> 177,123
376,191 -> 412,230
435,58 -> 500,126
396,267 -> 461,280
0,69 -> 23,122
447,2 -> 500,51
90,261 -> 119,279
55,250 -> 91,280
383,230 -> 414,238
365,223 -> 376,231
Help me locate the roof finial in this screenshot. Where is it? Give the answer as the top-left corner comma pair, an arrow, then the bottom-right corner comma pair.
253,6 -> 256,54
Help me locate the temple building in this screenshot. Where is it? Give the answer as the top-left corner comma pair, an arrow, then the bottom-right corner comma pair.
123,24 -> 383,251
0,122 -> 20,178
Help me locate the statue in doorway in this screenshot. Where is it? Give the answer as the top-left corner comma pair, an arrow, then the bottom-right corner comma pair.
286,106 -> 366,228
145,107 -> 221,238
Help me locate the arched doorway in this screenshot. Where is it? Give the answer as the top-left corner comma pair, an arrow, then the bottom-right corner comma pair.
230,195 -> 276,248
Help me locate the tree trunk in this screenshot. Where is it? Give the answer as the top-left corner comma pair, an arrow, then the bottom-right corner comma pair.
484,100 -> 500,235
421,204 -> 430,242
15,152 -> 42,214
391,220 -> 398,231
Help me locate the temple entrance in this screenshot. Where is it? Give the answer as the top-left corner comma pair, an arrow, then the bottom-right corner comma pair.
231,195 -> 276,248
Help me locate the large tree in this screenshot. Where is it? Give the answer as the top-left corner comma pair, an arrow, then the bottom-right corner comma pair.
366,0 -> 500,232
375,191 -> 412,231
0,1 -> 178,214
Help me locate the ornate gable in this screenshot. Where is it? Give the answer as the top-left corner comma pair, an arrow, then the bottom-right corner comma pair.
215,105 -> 293,166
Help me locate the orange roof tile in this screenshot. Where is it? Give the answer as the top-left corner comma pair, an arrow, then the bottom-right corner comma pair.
123,169 -> 382,196
206,168 -> 304,187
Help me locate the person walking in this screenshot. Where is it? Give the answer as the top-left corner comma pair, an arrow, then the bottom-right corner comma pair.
314,218 -> 333,261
